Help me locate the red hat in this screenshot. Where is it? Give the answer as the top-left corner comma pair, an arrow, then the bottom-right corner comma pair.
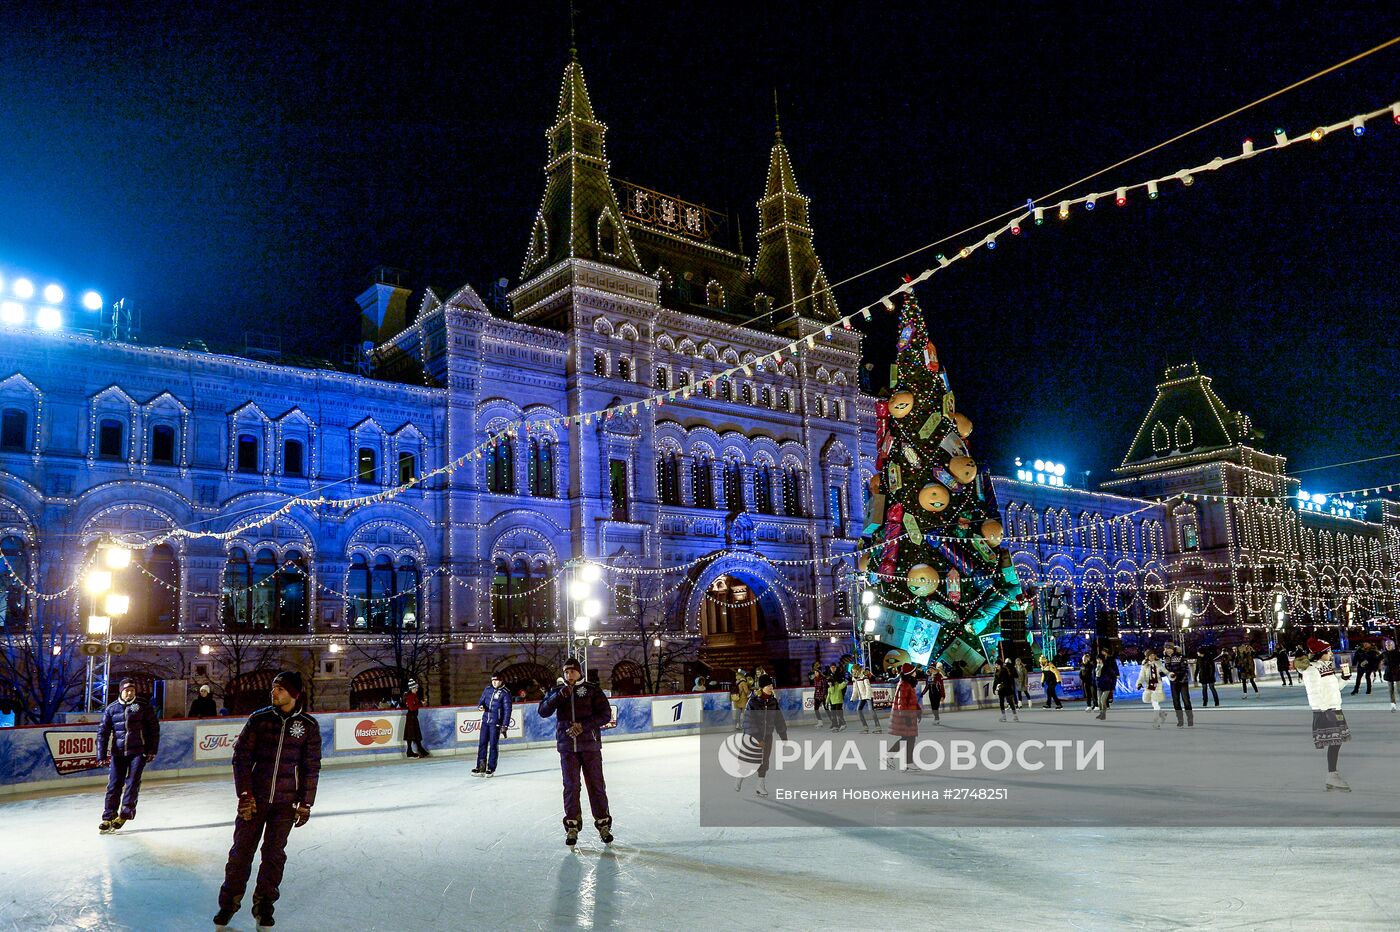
1305,637 -> 1331,655
900,663 -> 914,674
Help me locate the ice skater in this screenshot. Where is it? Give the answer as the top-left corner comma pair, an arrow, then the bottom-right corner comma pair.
1040,656 -> 1063,709
190,684 -> 218,717
1095,649 -> 1119,720
1382,640 -> 1400,711
736,674 -> 788,797
1136,650 -> 1169,728
923,662 -> 946,723
1350,642 -> 1378,696
886,663 -> 922,770
1015,656 -> 1032,704
730,670 -> 751,732
538,657 -> 614,846
473,672 -> 513,776
96,677 -> 160,834
1080,653 -> 1098,712
994,658 -> 1019,722
1196,646 -> 1220,707
810,662 -> 828,727
1163,642 -> 1193,727
402,678 -> 430,758
851,664 -> 881,732
1237,645 -> 1259,697
1274,648 -> 1294,686
1292,639 -> 1352,792
826,672 -> 848,731
215,670 -> 321,931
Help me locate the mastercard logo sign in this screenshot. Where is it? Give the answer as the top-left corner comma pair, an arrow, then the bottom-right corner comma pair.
354,719 -> 394,746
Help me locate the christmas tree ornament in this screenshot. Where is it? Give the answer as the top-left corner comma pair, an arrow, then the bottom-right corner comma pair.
953,412 -> 973,438
906,564 -> 939,597
981,519 -> 1004,548
889,391 -> 916,419
948,455 -> 978,484
918,483 -> 951,513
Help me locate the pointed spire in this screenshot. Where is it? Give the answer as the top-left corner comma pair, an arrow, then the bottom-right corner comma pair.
773,88 -> 782,140
752,115 -> 834,329
556,56 -> 596,122
763,125 -> 801,198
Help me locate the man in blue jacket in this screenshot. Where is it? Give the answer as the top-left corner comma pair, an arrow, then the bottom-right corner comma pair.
473,672 -> 514,776
538,657 -> 613,846
96,677 -> 160,833
215,670 -> 321,932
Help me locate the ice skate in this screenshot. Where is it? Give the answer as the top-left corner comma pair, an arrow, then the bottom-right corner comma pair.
471,765 -> 485,775
564,818 -> 582,846
1391,702 -> 1396,712
999,713 -> 1006,722
98,820 -> 113,834
735,776 -> 744,792
485,770 -> 495,777
594,816 -> 614,844
1012,712 -> 1019,722
861,727 -> 870,733
213,908 -> 235,930
252,895 -> 274,929
1325,771 -> 1351,792
1096,710 -> 1107,720
755,778 -> 768,797
108,816 -> 126,832
1187,714 -> 1194,727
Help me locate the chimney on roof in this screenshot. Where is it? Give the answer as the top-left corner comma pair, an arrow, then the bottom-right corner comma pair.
358,265 -> 413,347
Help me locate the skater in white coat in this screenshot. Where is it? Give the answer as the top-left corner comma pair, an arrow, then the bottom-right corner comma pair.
1135,650 -> 1169,728
1293,637 -> 1353,792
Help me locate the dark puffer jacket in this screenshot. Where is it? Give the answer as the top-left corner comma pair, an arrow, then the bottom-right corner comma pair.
538,682 -> 612,751
232,705 -> 322,808
743,692 -> 789,745
97,697 -> 160,759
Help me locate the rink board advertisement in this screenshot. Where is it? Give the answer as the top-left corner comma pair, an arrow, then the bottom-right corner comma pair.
44,730 -> 102,775
193,722 -> 241,761
333,713 -> 405,751
455,708 -> 524,742
652,695 -> 704,727
702,704 -> 1400,827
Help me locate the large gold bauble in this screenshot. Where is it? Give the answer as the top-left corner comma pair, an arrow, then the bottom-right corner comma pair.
953,412 -> 973,438
888,391 -> 917,419
906,564 -> 941,597
918,483 -> 951,512
981,519 -> 1004,548
949,455 -> 978,484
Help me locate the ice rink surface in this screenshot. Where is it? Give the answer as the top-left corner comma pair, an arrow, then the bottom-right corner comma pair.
2,686 -> 1396,931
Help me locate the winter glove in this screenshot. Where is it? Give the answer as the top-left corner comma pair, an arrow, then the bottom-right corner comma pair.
567,723 -> 584,737
237,793 -> 257,821
144,754 -> 155,763
292,804 -> 311,828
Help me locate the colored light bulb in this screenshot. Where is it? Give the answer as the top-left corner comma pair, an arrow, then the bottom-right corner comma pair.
1115,187 -> 1127,207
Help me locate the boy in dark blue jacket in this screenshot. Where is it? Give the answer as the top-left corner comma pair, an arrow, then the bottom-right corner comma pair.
96,677 -> 160,833
215,670 -> 321,931
473,672 -> 514,776
538,657 -> 613,846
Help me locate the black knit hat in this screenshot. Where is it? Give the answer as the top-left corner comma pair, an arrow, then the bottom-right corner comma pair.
272,670 -> 303,699
563,656 -> 582,672
756,674 -> 775,689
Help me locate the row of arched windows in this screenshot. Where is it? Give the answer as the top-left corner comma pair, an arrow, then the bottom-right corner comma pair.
655,453 -> 806,516
491,558 -> 556,631
223,547 -> 310,632
345,553 -> 421,631
485,437 -> 555,496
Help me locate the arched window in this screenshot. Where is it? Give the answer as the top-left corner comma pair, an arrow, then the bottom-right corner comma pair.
367,555 -> 394,629
654,366 -> 669,390
222,548 -> 253,629
740,383 -> 753,406
692,455 -> 715,509
494,557 -> 532,632
0,409 -> 26,451
675,370 -> 690,390
760,387 -> 773,408
1151,422 -> 1170,453
706,281 -> 723,308
699,377 -> 712,399
723,459 -> 746,511
529,437 -> 555,497
283,439 -> 305,477
151,424 -> 176,465
778,390 -> 792,412
236,433 -> 260,472
526,560 -> 554,629
278,550 -> 309,632
357,446 -> 378,483
395,557 -> 420,628
99,418 -> 125,459
717,378 -> 732,401
252,549 -> 279,628
0,535 -> 29,629
593,350 -> 608,377
398,451 -> 416,485
348,554 -> 371,629
755,464 -> 775,514
783,467 -> 805,517
617,357 -> 633,381
832,399 -> 844,420
815,396 -> 826,418
136,544 -> 178,633
488,439 -> 515,494
598,214 -> 618,255
657,451 -> 682,506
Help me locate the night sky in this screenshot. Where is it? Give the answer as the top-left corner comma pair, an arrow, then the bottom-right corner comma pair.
3,3 -> 1398,493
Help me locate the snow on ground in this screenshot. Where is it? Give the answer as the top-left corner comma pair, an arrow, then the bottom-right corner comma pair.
1,686 -> 1396,931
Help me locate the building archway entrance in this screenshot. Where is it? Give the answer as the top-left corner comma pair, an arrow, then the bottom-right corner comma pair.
693,571 -> 795,686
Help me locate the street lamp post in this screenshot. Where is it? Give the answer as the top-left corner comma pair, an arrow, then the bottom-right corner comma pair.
83,545 -> 131,712
567,561 -> 602,677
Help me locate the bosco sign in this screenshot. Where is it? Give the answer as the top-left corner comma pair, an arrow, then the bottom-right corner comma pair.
333,713 -> 403,752
44,731 -> 101,776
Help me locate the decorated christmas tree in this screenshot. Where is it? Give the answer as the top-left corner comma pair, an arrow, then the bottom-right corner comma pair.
860,292 -> 1020,673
